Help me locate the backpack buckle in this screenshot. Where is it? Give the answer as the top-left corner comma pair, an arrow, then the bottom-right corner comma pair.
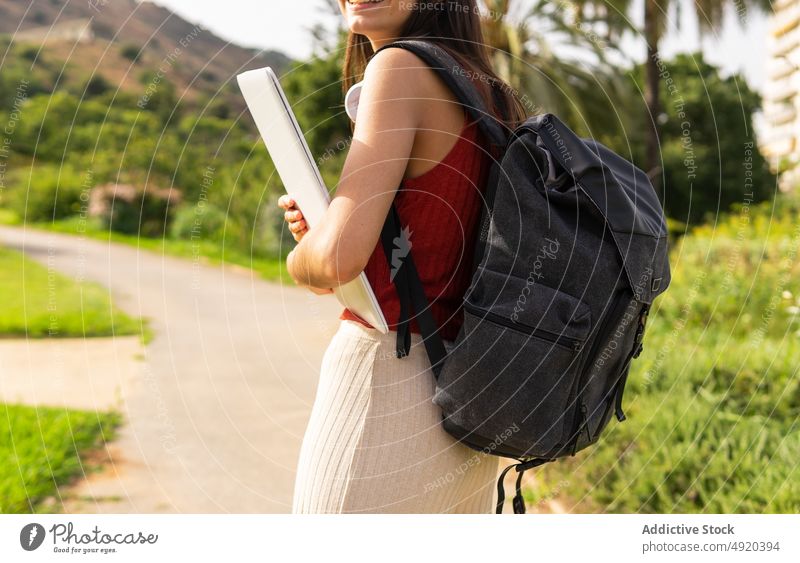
512,493 -> 526,514
631,305 -> 650,358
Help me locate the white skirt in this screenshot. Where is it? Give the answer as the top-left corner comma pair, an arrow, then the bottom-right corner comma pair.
291,319 -> 500,513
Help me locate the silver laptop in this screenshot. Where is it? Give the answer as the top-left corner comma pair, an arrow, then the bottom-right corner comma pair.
237,67 -> 388,334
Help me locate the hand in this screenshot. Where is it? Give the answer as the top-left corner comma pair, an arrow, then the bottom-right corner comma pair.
278,194 -> 308,242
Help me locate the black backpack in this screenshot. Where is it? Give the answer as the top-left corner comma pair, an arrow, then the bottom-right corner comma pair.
374,40 -> 671,514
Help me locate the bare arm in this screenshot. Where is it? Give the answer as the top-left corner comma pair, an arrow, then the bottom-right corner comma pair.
286,48 -> 426,289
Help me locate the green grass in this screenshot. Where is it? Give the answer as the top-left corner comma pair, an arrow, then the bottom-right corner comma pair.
0,403 -> 122,513
535,191 -> 800,513
0,246 -> 145,339
0,208 -> 21,225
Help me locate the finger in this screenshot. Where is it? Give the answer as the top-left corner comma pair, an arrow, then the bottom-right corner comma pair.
278,195 -> 295,209
286,210 -> 304,224
284,209 -> 303,222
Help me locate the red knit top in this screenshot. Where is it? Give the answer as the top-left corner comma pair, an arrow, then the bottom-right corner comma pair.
340,113 -> 491,342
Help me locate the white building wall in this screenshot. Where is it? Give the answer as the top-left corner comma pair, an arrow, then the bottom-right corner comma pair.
762,0 -> 800,189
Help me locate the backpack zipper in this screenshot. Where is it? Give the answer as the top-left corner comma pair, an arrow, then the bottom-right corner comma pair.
463,301 -> 584,351
567,289 -> 633,446
569,399 -> 594,456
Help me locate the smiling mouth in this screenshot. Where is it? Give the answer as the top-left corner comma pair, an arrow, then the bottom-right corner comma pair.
347,0 -> 388,7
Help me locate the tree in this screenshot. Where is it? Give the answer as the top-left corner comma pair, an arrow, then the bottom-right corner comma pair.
282,39 -> 352,162
628,53 -> 775,225
120,44 -> 142,63
575,0 -> 770,200
480,0 -> 640,144
137,71 -> 181,124
84,74 -> 111,97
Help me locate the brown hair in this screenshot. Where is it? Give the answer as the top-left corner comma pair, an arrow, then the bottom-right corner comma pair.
342,0 -> 527,133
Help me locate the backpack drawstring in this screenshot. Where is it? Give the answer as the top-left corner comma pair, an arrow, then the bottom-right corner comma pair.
495,458 -> 551,514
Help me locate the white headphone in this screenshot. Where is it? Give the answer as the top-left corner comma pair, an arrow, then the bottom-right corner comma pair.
345,80 -> 363,123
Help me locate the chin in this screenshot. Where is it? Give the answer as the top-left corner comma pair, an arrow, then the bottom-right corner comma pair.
346,16 -> 388,37
348,25 -> 385,40
342,0 -> 406,38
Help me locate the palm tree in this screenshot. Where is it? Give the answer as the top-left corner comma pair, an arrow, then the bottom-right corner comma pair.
573,0 -> 770,198
480,0 -> 639,140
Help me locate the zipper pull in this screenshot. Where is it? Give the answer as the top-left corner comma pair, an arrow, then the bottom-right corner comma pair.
579,402 -> 590,437
570,401 -> 590,455
632,304 -> 651,359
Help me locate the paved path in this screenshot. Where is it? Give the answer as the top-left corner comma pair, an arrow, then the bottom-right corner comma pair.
0,335 -> 143,411
0,225 -> 342,513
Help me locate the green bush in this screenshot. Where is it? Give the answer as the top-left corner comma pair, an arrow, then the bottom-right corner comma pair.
84,74 -> 111,97
170,201 -> 228,242
282,49 -> 351,161
120,43 -> 142,62
5,164 -> 89,222
19,44 -> 38,61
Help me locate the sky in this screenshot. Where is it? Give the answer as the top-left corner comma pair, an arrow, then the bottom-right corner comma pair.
144,0 -> 771,93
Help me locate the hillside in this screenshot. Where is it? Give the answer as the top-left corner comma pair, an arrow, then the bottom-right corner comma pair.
0,0 -> 290,104
0,1 -> 315,265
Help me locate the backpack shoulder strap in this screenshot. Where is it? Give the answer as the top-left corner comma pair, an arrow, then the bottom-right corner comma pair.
379,203 -> 448,378
373,39 -> 508,149
374,40 -> 509,377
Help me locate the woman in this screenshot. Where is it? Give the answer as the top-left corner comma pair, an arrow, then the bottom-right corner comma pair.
279,0 -> 526,513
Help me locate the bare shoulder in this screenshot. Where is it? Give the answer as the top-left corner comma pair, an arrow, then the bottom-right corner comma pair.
363,46 -> 446,100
